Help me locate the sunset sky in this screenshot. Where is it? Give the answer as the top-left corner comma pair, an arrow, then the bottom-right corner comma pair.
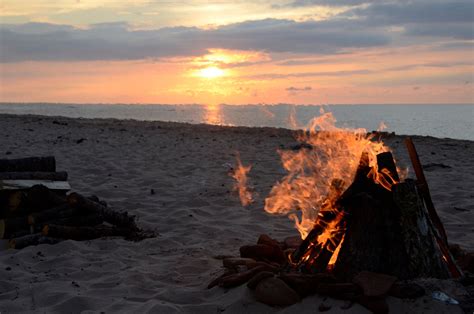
0,0 -> 473,104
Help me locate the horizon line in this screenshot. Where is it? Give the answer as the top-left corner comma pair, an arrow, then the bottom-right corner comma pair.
1,102 -> 473,106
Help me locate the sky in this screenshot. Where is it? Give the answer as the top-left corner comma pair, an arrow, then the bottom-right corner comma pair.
0,0 -> 473,105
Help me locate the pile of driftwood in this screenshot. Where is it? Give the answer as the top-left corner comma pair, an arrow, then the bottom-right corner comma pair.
210,234 -> 427,312
0,156 -> 153,249
209,138 -> 473,312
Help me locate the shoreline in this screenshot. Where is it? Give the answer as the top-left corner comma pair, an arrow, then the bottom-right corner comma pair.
1,113 -> 472,142
0,113 -> 472,312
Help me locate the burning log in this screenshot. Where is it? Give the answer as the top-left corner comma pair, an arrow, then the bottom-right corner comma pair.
291,150 -> 459,280
67,192 -> 138,231
331,192 -> 395,278
290,153 -> 371,272
0,156 -> 56,172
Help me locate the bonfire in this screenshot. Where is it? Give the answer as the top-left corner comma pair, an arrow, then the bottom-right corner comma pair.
211,111 -> 464,312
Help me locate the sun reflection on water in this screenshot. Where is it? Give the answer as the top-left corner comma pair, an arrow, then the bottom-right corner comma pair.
204,103 -> 224,125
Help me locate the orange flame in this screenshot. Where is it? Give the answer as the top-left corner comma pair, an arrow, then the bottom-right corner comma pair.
264,110 -> 401,240
231,156 -> 254,206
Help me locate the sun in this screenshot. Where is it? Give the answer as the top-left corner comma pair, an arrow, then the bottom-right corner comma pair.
198,66 -> 225,79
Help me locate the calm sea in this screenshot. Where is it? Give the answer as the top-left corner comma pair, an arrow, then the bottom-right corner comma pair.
0,103 -> 472,140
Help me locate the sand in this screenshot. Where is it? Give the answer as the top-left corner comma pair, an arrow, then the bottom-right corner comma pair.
0,113 -> 472,313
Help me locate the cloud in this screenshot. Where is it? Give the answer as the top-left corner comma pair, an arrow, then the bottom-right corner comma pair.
277,58 -> 335,66
246,69 -> 372,80
386,61 -> 474,72
404,23 -> 474,40
281,0 -> 373,8
346,1 -> 474,24
341,0 -> 474,39
286,86 -> 312,91
0,19 -> 389,62
1,1 -> 472,62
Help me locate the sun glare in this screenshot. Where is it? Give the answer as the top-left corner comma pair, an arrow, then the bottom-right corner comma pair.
198,66 -> 225,79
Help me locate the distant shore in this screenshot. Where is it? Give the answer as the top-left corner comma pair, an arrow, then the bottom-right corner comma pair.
0,103 -> 472,140
0,113 -> 472,313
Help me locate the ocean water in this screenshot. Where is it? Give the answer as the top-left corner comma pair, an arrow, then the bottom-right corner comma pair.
0,103 -> 472,140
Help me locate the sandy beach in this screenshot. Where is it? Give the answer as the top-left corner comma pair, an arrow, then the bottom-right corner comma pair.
0,113 -> 472,313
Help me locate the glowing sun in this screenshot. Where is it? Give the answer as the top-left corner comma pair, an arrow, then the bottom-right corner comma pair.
198,66 -> 225,79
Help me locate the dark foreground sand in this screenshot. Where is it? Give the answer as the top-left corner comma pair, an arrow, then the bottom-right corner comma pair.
0,114 -> 472,313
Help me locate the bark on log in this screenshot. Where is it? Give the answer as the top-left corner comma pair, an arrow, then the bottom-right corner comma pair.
27,204 -> 81,225
25,184 -> 67,211
334,180 -> 455,280
47,214 -> 103,227
67,192 -> 138,231
0,172 -> 68,181
43,224 -> 130,240
0,190 -> 24,216
393,179 -> 456,278
8,233 -> 62,249
0,157 -> 56,172
1,204 -> 91,239
0,216 -> 31,239
333,192 -> 396,279
1,185 -> 67,218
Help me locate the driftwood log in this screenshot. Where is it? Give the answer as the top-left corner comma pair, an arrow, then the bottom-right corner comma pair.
43,224 -> 131,241
8,233 -> 62,249
0,155 -> 154,249
67,192 -> 138,231
0,156 -> 56,172
0,171 -> 68,181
